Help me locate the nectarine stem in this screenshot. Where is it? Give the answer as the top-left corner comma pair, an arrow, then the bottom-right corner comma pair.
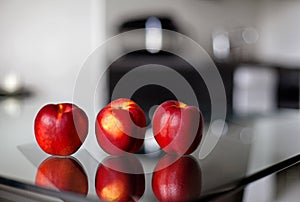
58,104 -> 64,113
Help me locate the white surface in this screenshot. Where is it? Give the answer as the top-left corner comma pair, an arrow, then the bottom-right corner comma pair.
244,111 -> 300,201
243,174 -> 276,202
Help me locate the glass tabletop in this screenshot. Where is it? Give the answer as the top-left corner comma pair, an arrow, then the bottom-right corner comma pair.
1,96 -> 300,202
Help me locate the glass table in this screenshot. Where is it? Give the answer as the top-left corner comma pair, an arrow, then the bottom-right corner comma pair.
1,95 -> 300,202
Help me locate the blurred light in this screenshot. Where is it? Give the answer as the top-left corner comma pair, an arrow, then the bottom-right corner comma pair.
242,27 -> 259,44
233,66 -> 277,115
211,119 -> 228,137
240,127 -> 255,144
2,72 -> 21,93
145,17 -> 162,54
1,98 -> 22,117
144,128 -> 160,155
213,31 -> 230,60
148,105 -> 158,121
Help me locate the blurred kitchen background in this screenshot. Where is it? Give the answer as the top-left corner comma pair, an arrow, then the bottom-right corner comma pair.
105,0 -> 300,122
1,0 -> 299,118
1,0 -> 300,201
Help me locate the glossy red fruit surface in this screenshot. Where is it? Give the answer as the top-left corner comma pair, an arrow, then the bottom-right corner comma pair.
95,98 -> 146,155
35,156 -> 88,195
152,100 -> 203,155
152,155 -> 202,202
95,155 -> 145,202
34,103 -> 88,156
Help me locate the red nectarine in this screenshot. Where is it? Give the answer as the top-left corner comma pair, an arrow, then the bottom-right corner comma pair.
34,103 -> 88,156
152,100 -> 203,155
95,98 -> 146,155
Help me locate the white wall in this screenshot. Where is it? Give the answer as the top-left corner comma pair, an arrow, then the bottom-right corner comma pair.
0,0 -> 105,102
255,0 -> 300,67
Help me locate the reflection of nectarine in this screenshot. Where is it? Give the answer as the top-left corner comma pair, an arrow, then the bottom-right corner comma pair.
152,155 -> 202,202
34,103 -> 88,156
95,155 -> 145,202
95,98 -> 146,155
35,157 -> 88,195
152,100 -> 203,155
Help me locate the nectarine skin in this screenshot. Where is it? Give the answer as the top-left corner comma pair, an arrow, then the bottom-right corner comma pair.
95,156 -> 145,202
152,155 -> 202,202
95,98 -> 146,155
34,103 -> 88,156
152,100 -> 203,155
35,156 -> 88,195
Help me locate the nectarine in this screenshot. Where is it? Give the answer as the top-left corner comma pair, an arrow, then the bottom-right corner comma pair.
152,100 -> 203,155
95,98 -> 146,155
34,103 -> 88,156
